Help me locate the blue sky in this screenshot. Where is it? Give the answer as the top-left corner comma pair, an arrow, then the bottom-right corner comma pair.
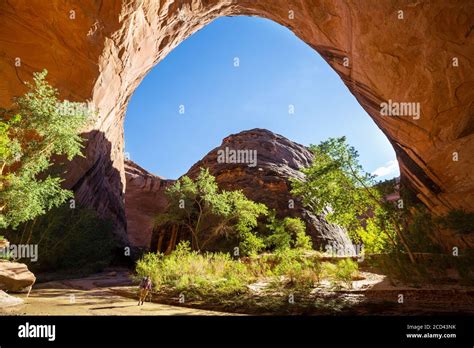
124,16 -> 399,180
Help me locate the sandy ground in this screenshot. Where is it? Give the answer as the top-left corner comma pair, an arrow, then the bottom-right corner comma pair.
0,270 -> 235,316
1,269 -> 472,315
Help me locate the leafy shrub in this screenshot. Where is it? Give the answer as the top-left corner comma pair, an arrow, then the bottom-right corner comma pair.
294,226 -> 313,250
356,218 -> 392,254
321,259 -> 359,288
265,215 -> 292,251
137,241 -> 328,298
321,261 -> 337,278
267,248 -> 321,292
239,230 -> 265,256
2,204 -> 116,274
136,241 -> 253,298
266,215 -> 312,251
334,259 -> 359,287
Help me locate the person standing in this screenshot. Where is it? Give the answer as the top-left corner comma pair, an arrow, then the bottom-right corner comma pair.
138,276 -> 152,306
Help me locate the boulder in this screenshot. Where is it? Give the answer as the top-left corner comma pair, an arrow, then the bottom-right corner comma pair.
0,260 -> 36,293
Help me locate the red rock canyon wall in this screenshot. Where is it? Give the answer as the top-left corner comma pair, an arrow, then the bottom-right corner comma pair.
0,0 -> 472,248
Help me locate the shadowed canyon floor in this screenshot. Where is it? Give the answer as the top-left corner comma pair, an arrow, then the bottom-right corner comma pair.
1,268 -> 472,316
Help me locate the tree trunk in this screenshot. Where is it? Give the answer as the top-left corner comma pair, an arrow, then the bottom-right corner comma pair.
156,232 -> 164,253
165,224 -> 178,255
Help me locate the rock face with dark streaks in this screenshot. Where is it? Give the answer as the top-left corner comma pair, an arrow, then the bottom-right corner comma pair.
186,128 -> 354,251
1,1 -> 472,249
124,160 -> 174,248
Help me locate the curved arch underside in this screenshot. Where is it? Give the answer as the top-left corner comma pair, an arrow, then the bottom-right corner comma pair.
0,0 -> 473,248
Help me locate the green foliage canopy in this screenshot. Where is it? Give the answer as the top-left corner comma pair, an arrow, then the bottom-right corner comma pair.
290,137 -> 413,260
266,213 -> 312,251
0,70 -> 90,229
155,168 -> 268,254
290,137 -> 381,231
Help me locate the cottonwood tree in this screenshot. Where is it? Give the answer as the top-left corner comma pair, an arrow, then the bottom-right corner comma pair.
0,70 -> 89,229
290,137 -> 416,263
155,168 -> 268,254
266,213 -> 312,251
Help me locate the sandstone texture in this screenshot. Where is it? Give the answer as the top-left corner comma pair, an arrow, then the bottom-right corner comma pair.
0,260 -> 36,293
124,160 -> 174,248
0,0 -> 472,249
186,128 -> 354,251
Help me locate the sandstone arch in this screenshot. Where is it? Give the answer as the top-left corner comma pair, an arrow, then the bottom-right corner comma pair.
1,1 -> 472,248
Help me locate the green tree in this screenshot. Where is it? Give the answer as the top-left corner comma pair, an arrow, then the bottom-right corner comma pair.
355,218 -> 392,253
155,168 -> 268,253
290,137 -> 415,263
266,214 -> 312,251
0,70 -> 90,229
